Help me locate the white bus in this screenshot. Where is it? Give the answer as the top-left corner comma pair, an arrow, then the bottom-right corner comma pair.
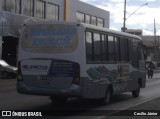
17,21 -> 146,104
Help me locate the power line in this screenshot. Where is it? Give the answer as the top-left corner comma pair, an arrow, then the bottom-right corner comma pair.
125,12 -> 150,32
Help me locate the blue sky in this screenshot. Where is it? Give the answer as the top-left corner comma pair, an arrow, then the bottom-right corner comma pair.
80,0 -> 160,35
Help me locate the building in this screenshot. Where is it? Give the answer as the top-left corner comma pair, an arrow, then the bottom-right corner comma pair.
124,28 -> 160,62
125,29 -> 143,36
141,36 -> 160,62
0,0 -> 110,66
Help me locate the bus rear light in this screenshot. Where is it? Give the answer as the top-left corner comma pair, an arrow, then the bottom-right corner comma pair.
18,61 -> 21,74
17,61 -> 23,81
72,77 -> 80,85
17,75 -> 23,81
72,63 -> 80,85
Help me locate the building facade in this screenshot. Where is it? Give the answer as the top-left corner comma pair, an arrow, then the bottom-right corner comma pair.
0,0 -> 110,66
125,29 -> 143,36
141,36 -> 160,62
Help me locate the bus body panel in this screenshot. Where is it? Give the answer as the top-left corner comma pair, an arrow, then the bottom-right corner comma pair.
17,21 -> 146,100
17,81 -> 81,97
84,63 -> 146,95
20,59 -> 80,89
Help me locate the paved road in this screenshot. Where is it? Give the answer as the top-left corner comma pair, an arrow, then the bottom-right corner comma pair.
0,73 -> 160,119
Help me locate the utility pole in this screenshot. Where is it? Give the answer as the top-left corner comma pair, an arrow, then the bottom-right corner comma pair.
122,0 -> 127,32
122,1 -> 148,32
154,18 -> 156,45
154,18 -> 159,62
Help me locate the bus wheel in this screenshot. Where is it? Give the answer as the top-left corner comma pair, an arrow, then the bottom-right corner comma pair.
132,85 -> 140,98
50,96 -> 68,104
101,88 -> 111,105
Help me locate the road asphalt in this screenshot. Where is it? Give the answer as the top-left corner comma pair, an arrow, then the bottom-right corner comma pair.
106,73 -> 160,118
0,78 -> 16,93
106,98 -> 160,118
0,74 -> 160,118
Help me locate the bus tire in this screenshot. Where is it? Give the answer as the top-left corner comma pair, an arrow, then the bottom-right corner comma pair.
132,85 -> 140,98
50,96 -> 68,104
101,87 -> 111,105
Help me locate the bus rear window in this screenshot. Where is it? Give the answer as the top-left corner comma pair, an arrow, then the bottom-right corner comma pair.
21,24 -> 78,53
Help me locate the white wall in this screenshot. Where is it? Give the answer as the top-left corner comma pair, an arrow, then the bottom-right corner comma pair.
69,0 -> 110,28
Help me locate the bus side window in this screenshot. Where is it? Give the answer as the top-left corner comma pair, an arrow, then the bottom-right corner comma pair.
119,37 -> 126,62
115,36 -> 120,62
138,47 -> 144,60
108,35 -> 114,62
128,38 -> 133,62
138,46 -> 145,70
93,33 -> 101,63
101,34 -> 108,62
132,39 -> 139,68
86,31 -> 93,63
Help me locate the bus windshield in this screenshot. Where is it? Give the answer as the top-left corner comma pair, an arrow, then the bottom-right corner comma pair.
21,23 -> 78,53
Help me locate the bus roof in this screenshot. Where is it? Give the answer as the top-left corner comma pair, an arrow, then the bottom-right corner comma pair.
23,21 -> 142,40
80,23 -> 142,40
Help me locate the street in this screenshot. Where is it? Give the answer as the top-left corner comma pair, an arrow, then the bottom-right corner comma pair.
0,73 -> 160,118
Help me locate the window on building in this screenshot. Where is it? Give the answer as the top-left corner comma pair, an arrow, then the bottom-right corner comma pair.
22,0 -> 33,16
91,16 -> 97,25
2,0 -> 20,14
97,18 -> 104,27
76,12 -> 104,27
77,12 -> 85,23
35,0 -> 45,19
46,3 -> 59,20
85,14 -> 91,24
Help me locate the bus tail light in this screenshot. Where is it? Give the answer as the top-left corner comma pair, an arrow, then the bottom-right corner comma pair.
72,77 -> 80,85
17,61 -> 23,81
72,64 -> 80,85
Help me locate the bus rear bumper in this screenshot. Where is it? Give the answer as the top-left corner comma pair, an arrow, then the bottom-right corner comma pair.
17,82 -> 81,97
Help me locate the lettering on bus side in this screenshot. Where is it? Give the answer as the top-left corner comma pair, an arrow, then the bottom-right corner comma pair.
117,64 -> 129,80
